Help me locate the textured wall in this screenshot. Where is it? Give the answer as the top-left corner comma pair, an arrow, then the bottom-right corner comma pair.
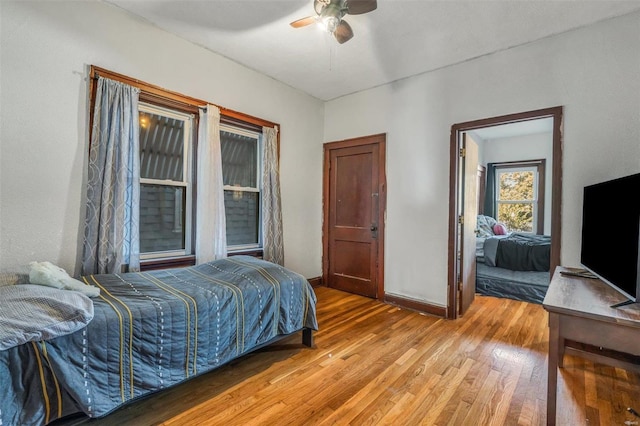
324,12 -> 640,306
0,1 -> 324,277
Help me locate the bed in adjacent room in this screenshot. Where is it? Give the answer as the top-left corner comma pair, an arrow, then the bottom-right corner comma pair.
475,215 -> 551,304
0,256 -> 318,426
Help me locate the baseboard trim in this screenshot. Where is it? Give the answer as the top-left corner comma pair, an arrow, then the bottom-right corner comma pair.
308,276 -> 323,287
384,293 -> 447,318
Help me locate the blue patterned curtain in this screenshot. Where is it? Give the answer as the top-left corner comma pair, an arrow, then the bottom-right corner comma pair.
82,77 -> 141,275
261,126 -> 284,265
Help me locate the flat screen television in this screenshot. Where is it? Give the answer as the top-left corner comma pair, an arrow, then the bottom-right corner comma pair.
580,172 -> 640,307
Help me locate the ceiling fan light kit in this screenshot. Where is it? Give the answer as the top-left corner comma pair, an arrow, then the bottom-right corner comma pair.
321,16 -> 340,33
290,0 -> 377,44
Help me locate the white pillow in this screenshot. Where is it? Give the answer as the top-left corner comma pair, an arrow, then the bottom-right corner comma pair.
29,261 -> 100,298
0,284 -> 94,350
477,215 -> 498,237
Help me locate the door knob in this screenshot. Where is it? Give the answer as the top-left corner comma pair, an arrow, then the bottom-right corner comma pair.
370,225 -> 378,231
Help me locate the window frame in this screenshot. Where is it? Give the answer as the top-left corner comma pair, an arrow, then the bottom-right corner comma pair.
88,65 -> 280,270
493,159 -> 546,234
138,102 -> 195,260
220,124 -> 264,252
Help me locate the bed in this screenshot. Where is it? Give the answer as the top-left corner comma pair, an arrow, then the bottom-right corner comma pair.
475,215 -> 551,303
0,256 -> 318,426
476,263 -> 550,304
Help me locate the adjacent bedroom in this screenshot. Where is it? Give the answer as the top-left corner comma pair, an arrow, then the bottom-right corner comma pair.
466,118 -> 554,305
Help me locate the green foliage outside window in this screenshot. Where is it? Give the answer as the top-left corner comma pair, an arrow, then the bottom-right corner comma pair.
497,170 -> 535,232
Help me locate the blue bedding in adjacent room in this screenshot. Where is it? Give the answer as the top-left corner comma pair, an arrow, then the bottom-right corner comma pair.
475,215 -> 552,303
476,262 -> 550,304
0,256 -> 318,426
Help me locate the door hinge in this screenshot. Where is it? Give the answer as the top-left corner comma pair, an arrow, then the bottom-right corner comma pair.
458,215 -> 464,225
459,147 -> 466,157
458,279 -> 462,291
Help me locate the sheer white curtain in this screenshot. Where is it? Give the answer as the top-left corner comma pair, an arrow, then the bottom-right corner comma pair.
261,126 -> 284,265
196,105 -> 227,263
82,77 -> 141,275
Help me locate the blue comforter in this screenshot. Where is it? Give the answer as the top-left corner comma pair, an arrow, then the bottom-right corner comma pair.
0,257 -> 318,425
483,233 -> 551,272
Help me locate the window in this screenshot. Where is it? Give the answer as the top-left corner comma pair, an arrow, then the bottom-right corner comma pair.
138,103 -> 194,259
494,160 -> 545,233
88,66 -> 279,269
137,109 -> 266,259
138,110 -> 264,262
220,125 -> 262,251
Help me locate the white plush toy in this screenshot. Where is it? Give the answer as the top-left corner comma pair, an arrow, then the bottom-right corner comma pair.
28,261 -> 100,298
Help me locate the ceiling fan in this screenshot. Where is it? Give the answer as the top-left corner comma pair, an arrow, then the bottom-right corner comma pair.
290,0 -> 377,44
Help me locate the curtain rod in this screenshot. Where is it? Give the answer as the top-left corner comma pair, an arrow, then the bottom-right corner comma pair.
90,66 -> 278,129
490,159 -> 544,167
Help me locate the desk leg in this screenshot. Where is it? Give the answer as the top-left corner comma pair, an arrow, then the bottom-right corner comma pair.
547,313 -> 564,426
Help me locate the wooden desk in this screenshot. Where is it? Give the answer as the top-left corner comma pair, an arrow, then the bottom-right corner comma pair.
543,267 -> 640,425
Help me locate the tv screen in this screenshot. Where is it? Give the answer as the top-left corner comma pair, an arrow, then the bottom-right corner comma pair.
581,172 -> 640,303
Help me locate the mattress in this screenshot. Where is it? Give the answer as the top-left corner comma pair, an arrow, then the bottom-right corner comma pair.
476,262 -> 550,304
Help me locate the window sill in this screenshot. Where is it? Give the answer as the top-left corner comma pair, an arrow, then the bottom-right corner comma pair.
140,249 -> 263,272
228,248 -> 263,259
140,255 -> 196,271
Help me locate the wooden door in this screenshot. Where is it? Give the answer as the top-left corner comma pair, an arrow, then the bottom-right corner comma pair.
323,134 -> 386,299
460,133 -> 479,315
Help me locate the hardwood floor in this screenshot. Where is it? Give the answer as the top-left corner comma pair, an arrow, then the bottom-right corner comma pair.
59,287 -> 640,425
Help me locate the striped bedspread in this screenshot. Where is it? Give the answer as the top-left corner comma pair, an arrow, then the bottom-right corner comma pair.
0,256 -> 317,425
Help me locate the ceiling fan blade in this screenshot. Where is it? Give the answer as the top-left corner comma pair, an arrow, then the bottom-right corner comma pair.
345,0 -> 377,15
290,16 -> 317,28
334,20 -> 353,44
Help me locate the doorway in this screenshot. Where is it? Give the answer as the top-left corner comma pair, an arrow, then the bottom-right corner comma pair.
322,134 -> 386,299
447,107 -> 563,319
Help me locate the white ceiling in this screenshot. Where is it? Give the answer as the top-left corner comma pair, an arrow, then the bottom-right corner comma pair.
105,0 -> 640,101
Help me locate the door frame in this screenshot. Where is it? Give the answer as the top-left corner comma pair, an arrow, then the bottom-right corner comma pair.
447,107 -> 563,319
322,133 -> 387,300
